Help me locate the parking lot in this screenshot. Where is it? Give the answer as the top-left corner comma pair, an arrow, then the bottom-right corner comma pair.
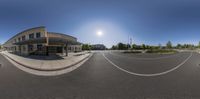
0,51 -> 200,99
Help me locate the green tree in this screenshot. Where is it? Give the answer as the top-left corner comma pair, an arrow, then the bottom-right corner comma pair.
111,45 -> 117,50
141,44 -> 146,50
166,41 -> 172,49
82,44 -> 90,50
127,44 -> 131,49
131,44 -> 137,50
199,41 -> 200,48
118,43 -> 123,50
0,44 -> 1,49
183,44 -> 187,48
176,44 -> 182,49
117,43 -> 128,50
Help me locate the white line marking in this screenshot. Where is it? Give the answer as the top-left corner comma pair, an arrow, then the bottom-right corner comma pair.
102,52 -> 193,77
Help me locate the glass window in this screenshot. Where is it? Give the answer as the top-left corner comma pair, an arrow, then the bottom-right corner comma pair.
23,46 -> 26,51
37,44 -> 42,51
29,33 -> 34,39
22,36 -> 26,41
28,45 -> 33,51
18,37 -> 21,42
36,32 -> 41,38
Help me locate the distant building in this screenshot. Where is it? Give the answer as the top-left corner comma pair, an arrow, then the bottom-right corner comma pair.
91,44 -> 106,50
3,26 -> 82,56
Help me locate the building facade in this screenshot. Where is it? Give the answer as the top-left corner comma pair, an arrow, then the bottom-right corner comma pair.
3,26 -> 82,56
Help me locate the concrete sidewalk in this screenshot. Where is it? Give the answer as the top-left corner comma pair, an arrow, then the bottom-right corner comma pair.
1,51 -> 91,71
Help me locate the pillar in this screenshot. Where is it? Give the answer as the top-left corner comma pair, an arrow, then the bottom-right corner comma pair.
65,44 -> 68,56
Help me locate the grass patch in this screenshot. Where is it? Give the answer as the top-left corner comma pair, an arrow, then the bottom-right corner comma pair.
123,50 -> 142,54
146,49 -> 178,54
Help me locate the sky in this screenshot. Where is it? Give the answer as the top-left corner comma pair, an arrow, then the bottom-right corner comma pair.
1,0 -> 200,48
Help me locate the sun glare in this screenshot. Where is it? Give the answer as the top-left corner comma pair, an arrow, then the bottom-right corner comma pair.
97,30 -> 103,37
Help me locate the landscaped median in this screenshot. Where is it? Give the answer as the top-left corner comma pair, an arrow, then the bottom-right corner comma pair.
1,51 -> 91,71
122,49 -> 178,54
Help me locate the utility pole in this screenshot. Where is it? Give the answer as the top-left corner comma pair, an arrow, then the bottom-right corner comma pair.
127,35 -> 129,50
130,37 -> 132,46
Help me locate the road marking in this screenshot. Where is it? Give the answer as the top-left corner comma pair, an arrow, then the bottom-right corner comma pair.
109,51 -> 184,60
102,52 -> 193,77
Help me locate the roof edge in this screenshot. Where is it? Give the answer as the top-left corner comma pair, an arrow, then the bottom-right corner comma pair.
47,32 -> 77,40
4,26 -> 46,44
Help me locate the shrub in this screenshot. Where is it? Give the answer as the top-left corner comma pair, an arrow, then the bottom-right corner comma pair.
146,49 -> 177,54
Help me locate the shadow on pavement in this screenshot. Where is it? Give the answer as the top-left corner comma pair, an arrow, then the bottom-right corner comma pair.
10,52 -> 64,60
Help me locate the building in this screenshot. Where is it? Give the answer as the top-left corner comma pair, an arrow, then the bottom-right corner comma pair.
3,26 -> 82,56
91,44 -> 106,50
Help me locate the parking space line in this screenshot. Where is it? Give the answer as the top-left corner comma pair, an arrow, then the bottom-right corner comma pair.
102,52 -> 193,77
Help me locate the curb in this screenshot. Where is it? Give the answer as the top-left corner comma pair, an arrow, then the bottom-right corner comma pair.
1,53 -> 92,71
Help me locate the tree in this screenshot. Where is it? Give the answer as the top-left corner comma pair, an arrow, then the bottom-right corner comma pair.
199,41 -> 200,48
0,44 -> 1,49
111,45 -> 117,50
166,41 -> 172,49
176,44 -> 182,49
82,44 -> 90,50
131,44 -> 137,50
117,42 -> 128,50
127,44 -> 131,49
117,43 -> 123,50
141,44 -> 146,50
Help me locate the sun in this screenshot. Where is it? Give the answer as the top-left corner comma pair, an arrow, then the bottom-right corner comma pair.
96,30 -> 103,37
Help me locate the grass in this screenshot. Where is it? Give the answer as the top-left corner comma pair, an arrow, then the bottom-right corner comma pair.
123,50 -> 142,54
146,49 -> 178,54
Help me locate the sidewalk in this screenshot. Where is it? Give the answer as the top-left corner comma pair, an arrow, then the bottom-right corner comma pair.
1,51 -> 91,71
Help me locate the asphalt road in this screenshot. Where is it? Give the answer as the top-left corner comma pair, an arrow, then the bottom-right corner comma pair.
1,51 -> 200,99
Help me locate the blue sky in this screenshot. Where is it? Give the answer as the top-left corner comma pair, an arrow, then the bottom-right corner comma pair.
1,0 -> 200,47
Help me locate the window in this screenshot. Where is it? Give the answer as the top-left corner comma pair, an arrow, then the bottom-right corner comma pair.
18,37 -> 21,42
29,33 -> 34,39
36,32 -> 41,38
22,36 -> 26,41
28,45 -> 33,51
23,46 -> 26,51
37,44 -> 42,51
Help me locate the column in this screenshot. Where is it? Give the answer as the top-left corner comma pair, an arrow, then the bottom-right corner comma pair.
65,44 -> 68,56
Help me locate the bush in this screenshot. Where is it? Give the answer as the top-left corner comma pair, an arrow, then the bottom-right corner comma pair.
146,49 -> 177,54
123,50 -> 142,54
